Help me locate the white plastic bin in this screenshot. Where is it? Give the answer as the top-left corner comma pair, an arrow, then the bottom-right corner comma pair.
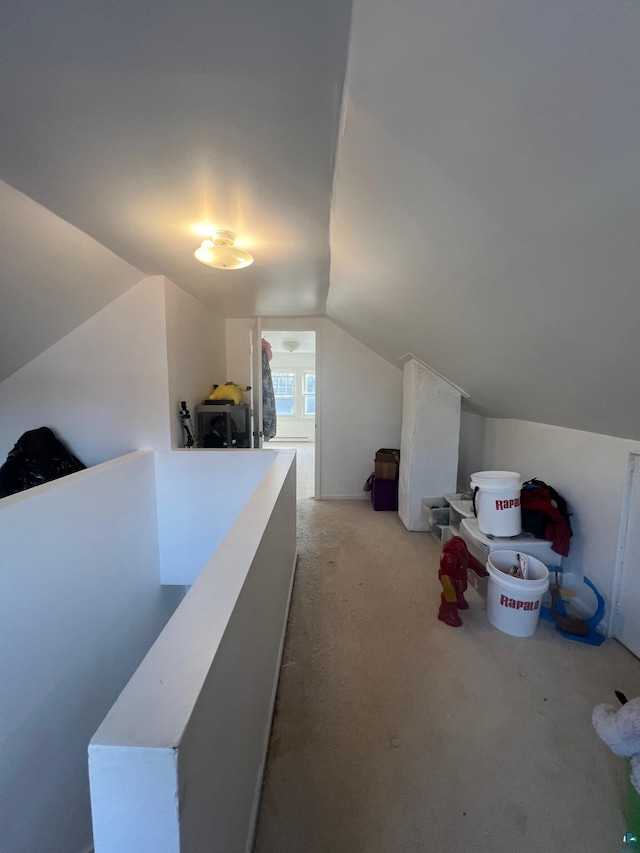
470,471 -> 522,536
486,550 -> 549,637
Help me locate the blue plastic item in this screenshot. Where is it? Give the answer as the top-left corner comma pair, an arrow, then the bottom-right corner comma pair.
540,568 -> 606,646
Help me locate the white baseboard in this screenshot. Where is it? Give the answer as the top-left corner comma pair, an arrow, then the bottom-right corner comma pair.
318,494 -> 370,501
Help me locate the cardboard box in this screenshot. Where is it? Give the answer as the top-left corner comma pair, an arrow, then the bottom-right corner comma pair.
374,448 -> 400,481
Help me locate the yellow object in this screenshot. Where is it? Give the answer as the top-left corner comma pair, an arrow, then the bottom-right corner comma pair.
208,382 -> 248,405
440,575 -> 458,604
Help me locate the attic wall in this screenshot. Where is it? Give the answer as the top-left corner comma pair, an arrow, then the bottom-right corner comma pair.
164,278 -> 226,450
0,181 -> 144,383
458,412 -> 486,491
0,276 -> 228,469
0,277 -> 172,467
319,320 -> 402,499
467,416 -> 640,632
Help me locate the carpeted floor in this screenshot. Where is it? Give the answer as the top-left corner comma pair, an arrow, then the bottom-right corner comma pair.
253,458 -> 640,853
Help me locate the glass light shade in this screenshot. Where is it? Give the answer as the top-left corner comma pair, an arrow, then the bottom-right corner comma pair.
194,231 -> 253,270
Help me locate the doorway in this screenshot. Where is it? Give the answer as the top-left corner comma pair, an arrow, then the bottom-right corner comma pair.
261,329 -> 317,500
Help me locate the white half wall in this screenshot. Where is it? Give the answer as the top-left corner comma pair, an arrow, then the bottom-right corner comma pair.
164,279 -> 226,450
0,451 -> 185,853
0,277 -> 172,466
90,451 -> 297,853
155,449 -> 278,585
478,418 -> 640,630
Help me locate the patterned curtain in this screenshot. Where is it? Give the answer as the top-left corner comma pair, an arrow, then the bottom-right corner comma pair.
262,343 -> 277,441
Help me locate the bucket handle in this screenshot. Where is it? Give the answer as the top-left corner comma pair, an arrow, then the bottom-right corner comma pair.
472,486 -> 479,518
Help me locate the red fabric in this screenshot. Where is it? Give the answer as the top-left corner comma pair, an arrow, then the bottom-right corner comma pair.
261,338 -> 273,361
440,537 -> 487,579
521,488 -> 572,557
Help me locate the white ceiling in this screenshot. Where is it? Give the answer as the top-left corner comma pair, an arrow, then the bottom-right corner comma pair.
263,330 -> 316,354
2,0 -> 640,439
329,0 -> 640,439
0,0 -> 352,318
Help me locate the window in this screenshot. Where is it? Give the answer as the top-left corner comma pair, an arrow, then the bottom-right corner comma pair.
273,372 -> 295,415
304,372 -> 316,416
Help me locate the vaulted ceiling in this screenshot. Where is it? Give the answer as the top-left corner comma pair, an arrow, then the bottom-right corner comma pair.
2,0 -> 639,438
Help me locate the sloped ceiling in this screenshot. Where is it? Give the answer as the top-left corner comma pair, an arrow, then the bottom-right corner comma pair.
329,0 -> 640,439
0,0 -> 352,324
2,1 -> 639,439
0,182 -> 145,382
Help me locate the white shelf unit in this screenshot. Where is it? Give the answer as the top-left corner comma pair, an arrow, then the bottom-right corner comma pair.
421,494 -> 475,544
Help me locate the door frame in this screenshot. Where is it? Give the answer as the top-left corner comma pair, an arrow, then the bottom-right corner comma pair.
250,319 -> 263,448
260,319 -> 322,500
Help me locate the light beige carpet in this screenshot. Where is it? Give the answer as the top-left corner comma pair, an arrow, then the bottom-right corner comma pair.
254,478 -> 640,852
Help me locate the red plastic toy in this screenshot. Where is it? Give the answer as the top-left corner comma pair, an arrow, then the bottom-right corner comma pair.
437,537 -> 487,627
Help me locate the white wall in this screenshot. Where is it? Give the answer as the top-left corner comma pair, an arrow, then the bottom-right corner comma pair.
269,350 -> 315,440
0,275 -> 228,467
319,319 -> 402,498
0,181 -> 145,383
226,318 -> 403,498
90,452 -> 297,853
458,410 -> 486,491
225,319 -> 254,387
155,450 -> 277,584
164,279 -> 226,450
0,277 -> 171,466
0,452 -> 185,853
471,417 -> 640,630
399,360 -> 461,530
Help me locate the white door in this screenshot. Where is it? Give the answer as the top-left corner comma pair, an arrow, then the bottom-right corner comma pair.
250,319 -> 263,448
613,453 -> 640,656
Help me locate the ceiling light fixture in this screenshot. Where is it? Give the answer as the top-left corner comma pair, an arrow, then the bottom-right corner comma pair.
282,340 -> 300,353
194,230 -> 253,270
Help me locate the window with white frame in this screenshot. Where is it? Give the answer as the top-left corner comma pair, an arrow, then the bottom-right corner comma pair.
272,372 -> 295,415
303,372 -> 316,416
272,369 -> 316,418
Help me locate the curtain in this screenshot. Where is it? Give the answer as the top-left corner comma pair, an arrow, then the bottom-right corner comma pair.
262,341 -> 277,441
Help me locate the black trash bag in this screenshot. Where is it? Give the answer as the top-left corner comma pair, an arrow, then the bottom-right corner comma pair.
0,427 -> 86,498
202,415 -> 238,448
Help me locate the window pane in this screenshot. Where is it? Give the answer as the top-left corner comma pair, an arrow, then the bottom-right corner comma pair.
304,394 -> 315,415
305,373 -> 316,393
276,397 -> 294,415
273,373 -> 294,395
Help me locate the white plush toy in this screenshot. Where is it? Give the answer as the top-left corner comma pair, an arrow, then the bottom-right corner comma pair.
593,695 -> 640,794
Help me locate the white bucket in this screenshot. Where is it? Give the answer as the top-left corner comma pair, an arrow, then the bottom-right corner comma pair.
486,550 -> 549,637
470,470 -> 522,536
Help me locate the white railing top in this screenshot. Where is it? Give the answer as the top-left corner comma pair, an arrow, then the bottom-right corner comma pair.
90,450 -> 295,750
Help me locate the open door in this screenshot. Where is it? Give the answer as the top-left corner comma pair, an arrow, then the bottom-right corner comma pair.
259,328 -> 318,499
613,453 -> 640,655
250,319 -> 263,448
